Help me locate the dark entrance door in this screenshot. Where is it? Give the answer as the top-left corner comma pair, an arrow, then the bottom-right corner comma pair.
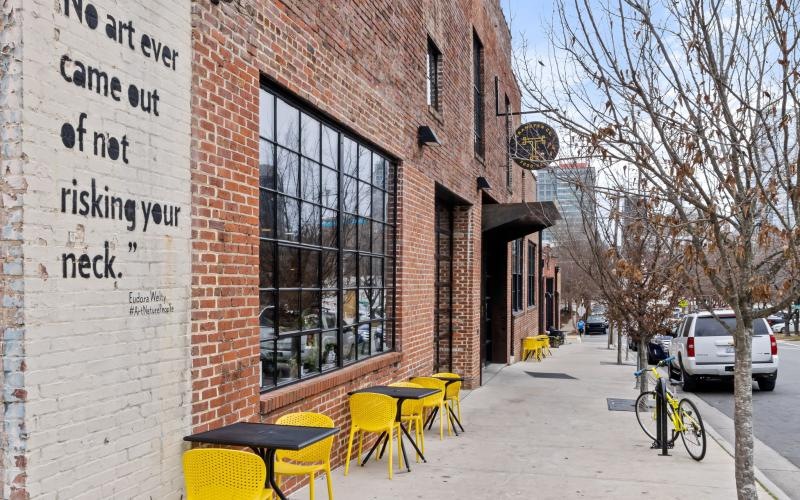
545,277 -> 555,330
434,199 -> 453,372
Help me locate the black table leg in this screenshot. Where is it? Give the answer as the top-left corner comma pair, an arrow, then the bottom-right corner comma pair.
251,447 -> 286,500
397,424 -> 411,472
399,422 -> 427,463
448,404 -> 465,432
361,432 -> 387,466
378,432 -> 390,460
425,407 -> 439,430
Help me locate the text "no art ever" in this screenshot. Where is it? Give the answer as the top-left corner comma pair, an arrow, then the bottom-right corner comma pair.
63,0 -> 180,71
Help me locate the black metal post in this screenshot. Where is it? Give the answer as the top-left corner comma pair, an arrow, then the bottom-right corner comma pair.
657,379 -> 669,456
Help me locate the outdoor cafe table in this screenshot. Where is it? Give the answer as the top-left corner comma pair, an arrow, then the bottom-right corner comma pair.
349,385 -> 440,472
184,422 -> 338,500
430,374 -> 465,434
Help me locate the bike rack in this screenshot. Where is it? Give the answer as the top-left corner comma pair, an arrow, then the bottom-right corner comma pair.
654,378 -> 672,456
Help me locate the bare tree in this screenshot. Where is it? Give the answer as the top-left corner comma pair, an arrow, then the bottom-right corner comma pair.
517,1 -> 800,496
547,160 -> 682,384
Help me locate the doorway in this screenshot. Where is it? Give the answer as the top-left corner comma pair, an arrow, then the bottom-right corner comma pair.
434,198 -> 453,372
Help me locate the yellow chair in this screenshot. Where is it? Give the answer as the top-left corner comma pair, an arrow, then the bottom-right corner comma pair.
345,392 -> 401,479
536,335 -> 553,357
433,372 -> 463,427
274,412 -> 335,500
183,448 -> 272,500
522,337 -> 541,361
410,377 -> 450,439
389,381 -> 425,462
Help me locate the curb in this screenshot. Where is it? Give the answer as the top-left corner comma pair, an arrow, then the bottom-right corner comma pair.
687,394 -> 793,500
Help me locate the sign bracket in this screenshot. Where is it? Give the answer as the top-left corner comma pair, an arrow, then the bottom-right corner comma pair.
494,77 -> 557,117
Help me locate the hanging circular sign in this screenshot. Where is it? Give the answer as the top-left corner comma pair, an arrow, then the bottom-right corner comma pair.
510,121 -> 559,170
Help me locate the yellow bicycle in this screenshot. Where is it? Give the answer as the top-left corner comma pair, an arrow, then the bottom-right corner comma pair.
634,356 -> 707,461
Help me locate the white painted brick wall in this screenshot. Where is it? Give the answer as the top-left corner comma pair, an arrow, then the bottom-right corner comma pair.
19,0 -> 192,498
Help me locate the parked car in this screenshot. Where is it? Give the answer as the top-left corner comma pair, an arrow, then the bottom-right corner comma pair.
585,315 -> 608,335
669,310 -> 778,391
772,321 -> 799,334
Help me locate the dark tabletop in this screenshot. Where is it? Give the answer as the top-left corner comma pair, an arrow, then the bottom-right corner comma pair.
432,374 -> 463,382
184,422 -> 338,451
350,385 -> 440,400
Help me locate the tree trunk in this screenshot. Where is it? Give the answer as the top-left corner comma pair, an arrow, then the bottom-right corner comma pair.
608,321 -> 613,349
616,326 -> 622,364
638,338 -> 648,393
733,320 -> 756,500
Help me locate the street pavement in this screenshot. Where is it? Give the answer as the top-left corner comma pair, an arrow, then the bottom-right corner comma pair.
683,339 -> 800,497
294,334 -> 773,499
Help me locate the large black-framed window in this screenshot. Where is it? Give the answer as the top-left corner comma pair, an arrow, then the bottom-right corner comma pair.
259,85 -> 397,391
472,31 -> 485,158
527,241 -> 536,307
511,239 -> 523,312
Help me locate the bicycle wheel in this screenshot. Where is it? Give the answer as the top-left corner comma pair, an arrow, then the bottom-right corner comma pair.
678,398 -> 706,461
634,391 -> 658,441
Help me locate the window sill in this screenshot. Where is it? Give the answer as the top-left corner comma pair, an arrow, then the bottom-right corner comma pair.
427,106 -> 444,126
259,351 -> 404,415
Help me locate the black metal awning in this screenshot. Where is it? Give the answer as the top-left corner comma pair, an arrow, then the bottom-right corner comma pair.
481,201 -> 561,242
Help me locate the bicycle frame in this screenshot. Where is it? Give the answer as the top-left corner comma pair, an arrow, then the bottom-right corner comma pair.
646,366 -> 687,434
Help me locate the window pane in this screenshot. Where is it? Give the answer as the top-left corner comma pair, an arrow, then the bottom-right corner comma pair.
373,155 -> 385,188
372,257 -> 384,288
259,290 -> 276,336
343,289 -> 357,325
300,202 -> 320,246
278,246 -> 300,288
301,291 -> 321,331
342,213 -> 358,250
276,98 -> 300,151
300,159 -> 320,203
343,252 -> 357,288
357,323 -> 370,357
358,218 -> 371,252
358,289 -> 370,321
259,241 -> 275,289
322,125 -> 338,168
371,289 -> 384,319
301,333 -> 321,377
342,137 -> 358,177
259,190 -> 275,239
342,175 -> 357,213
358,146 -> 371,181
259,142 -> 275,190
383,321 -> 393,351
321,292 -> 338,328
372,320 -> 384,353
300,249 -> 320,288
321,209 -> 337,248
321,167 -> 338,209
276,196 -> 300,242
277,291 -> 301,333
301,113 -> 320,160
322,251 -> 338,288
358,182 -> 371,218
342,326 -> 356,364
359,255 -> 371,287
260,340 -> 276,388
259,90 -> 274,140
276,148 -> 299,197
321,331 -> 338,371
372,223 -> 384,255
372,188 -> 385,221
276,336 -> 300,384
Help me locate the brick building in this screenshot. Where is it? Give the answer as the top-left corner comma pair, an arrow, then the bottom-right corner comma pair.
1,0 -> 559,497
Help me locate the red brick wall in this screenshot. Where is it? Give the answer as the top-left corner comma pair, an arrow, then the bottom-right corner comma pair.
190,0 -> 539,494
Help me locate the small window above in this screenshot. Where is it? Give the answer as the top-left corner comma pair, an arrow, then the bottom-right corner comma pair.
426,37 -> 442,111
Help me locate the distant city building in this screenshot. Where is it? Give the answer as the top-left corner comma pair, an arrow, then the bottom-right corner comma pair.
537,162 -> 596,246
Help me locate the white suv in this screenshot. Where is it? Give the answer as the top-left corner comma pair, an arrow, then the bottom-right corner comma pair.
669,310 -> 779,391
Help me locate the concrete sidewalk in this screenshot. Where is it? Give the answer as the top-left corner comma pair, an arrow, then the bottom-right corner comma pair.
299,336 -> 771,499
